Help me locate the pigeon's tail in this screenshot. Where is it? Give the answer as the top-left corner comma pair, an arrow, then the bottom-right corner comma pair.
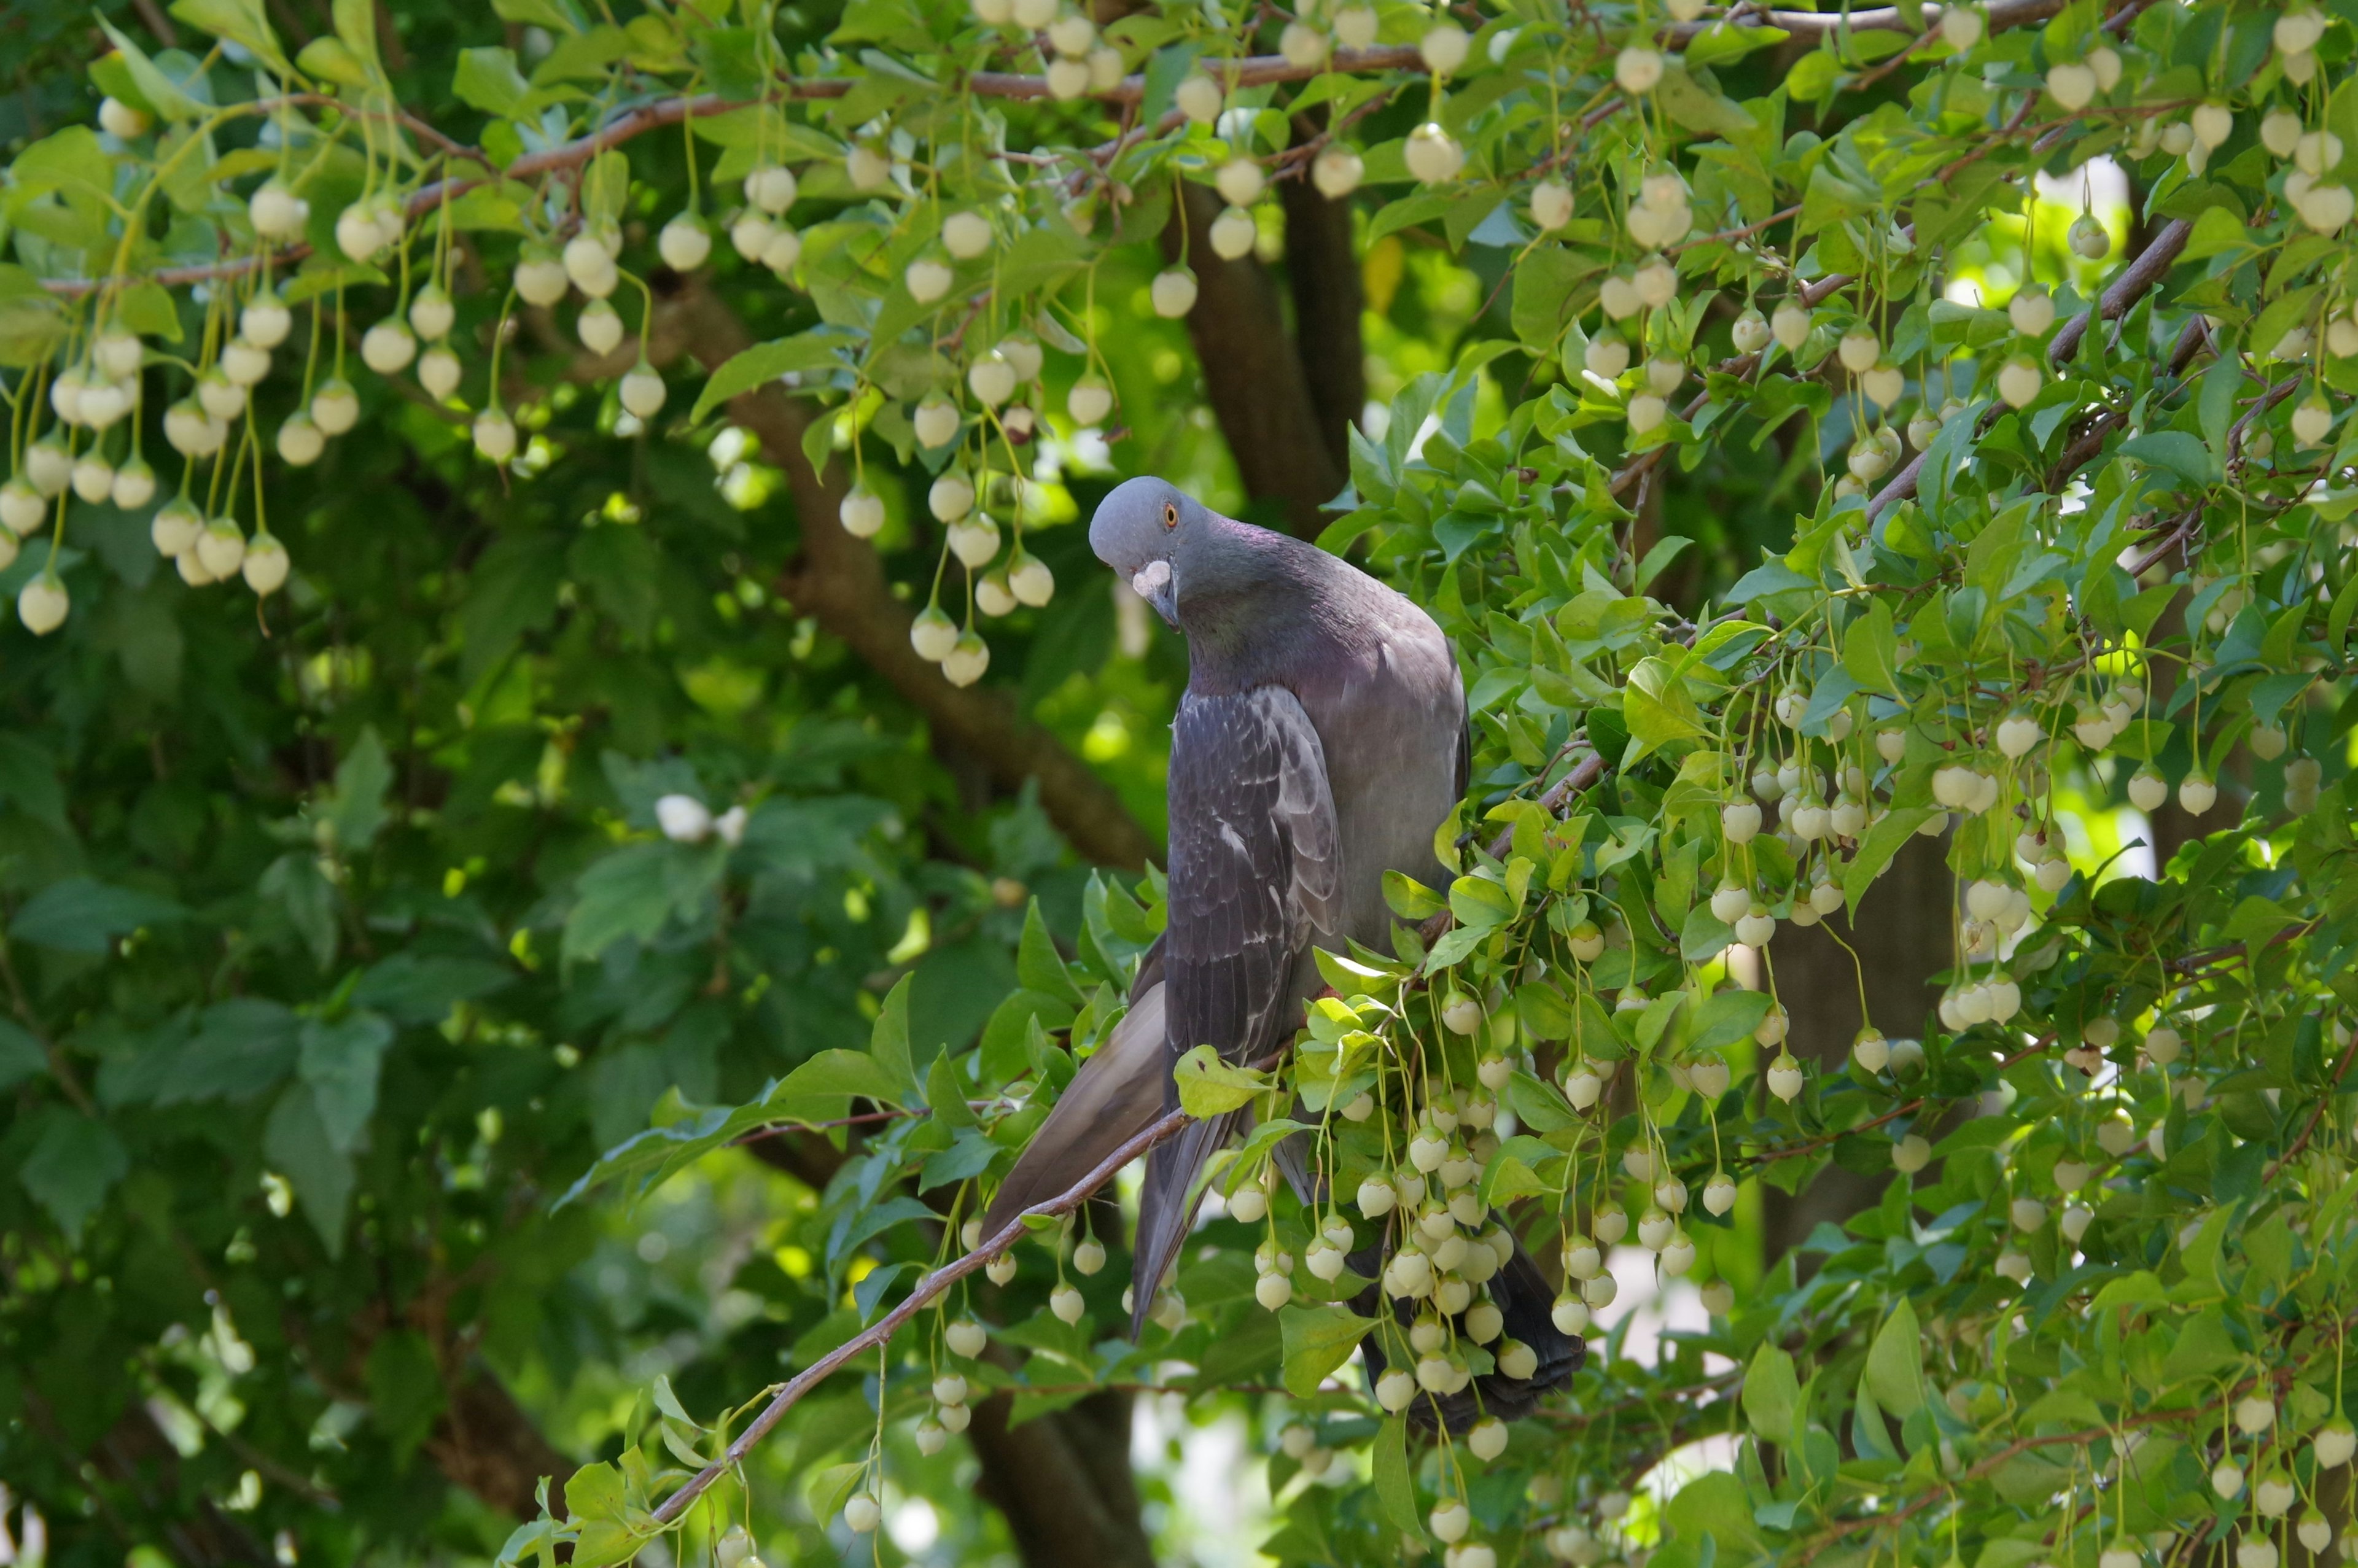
1128,1109 -> 1243,1338
1349,1228 -> 1582,1432
981,984 -> 1167,1240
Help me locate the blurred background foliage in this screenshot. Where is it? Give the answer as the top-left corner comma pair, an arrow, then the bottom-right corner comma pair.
0,0 -> 2160,1560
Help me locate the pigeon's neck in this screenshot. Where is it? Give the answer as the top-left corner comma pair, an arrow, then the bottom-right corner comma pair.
1177,531 -> 1363,693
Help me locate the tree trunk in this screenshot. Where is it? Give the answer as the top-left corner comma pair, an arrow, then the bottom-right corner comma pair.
1757,831 -> 1954,1262
968,1389 -> 1156,1568
745,1141 -> 1158,1568
1163,182 -> 1348,540
1277,133 -> 1365,481
660,286 -> 1159,871
425,1364 -> 579,1522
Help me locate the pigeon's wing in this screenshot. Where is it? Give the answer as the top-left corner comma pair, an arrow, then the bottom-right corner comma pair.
1129,686 -> 1340,1335
979,982 -> 1167,1238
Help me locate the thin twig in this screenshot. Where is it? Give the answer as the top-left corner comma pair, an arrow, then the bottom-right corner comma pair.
1867,216 -> 2193,522
646,1046 -> 1284,1524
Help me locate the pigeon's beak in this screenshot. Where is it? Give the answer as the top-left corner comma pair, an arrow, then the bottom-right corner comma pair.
1130,559 -> 1179,627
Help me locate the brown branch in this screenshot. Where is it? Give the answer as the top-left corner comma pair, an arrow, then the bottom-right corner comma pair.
422,1363 -> 577,1521
967,1391 -> 1155,1568
1278,112 -> 1367,487
2046,215 -> 2193,363
1164,182 -> 1345,538
648,1093 -> 1200,1526
1867,216 -> 2193,522
2265,1022 -> 2358,1181
663,285 -> 1159,869
2121,506 -> 2201,578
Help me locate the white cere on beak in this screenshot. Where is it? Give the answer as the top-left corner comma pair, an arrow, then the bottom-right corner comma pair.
1132,560 -> 1172,599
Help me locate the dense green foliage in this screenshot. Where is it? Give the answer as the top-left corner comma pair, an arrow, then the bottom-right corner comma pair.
5,0 -> 2358,1564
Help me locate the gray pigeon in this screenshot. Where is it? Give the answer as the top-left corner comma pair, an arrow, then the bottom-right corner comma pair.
984,478 -> 1579,1427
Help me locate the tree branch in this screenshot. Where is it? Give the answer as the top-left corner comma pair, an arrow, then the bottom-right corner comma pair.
423,1362 -> 578,1521
664,287 -> 1159,869
967,1389 -> 1156,1568
1279,115 -> 1368,484
1867,217 -> 2192,521
650,1091 -> 1202,1526
1164,183 -> 1347,538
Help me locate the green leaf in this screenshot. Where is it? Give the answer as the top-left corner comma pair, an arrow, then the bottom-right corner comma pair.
0,1019 -> 44,1092
493,0 -> 583,32
96,18 -> 207,118
2178,203 -> 2249,261
1689,988 -> 1772,1052
17,1109 -> 128,1236
1314,945 -> 1403,999
1516,980 -> 1574,1039
453,46 -> 533,118
925,1050 -> 976,1129
332,0 -> 385,74
265,1082 -> 356,1251
690,330 -> 857,422
773,1046 -> 909,1112
1656,68 -> 1756,138
1634,535 -> 1693,592
1372,1418 -> 1420,1532
870,972 -> 917,1092
2087,1270 -> 2168,1314
1447,873 -> 1517,931
1864,1297 -> 1925,1415
9,877 -> 184,953
1684,20 -> 1787,64
366,1329 -> 446,1459
324,726 -> 394,849
1845,808 -> 1934,915
1842,596 -> 1901,695
351,953 -> 513,1026
2120,430 -> 2219,489
1480,1135 -> 1561,1204
297,36 -> 372,88
1680,905 -> 1733,962
1507,1070 -> 1577,1132
1624,656 -> 1708,758
1741,1342 -> 1801,1440
299,1010 -> 395,1153
1727,558 -> 1813,605
852,1260 -> 908,1320
1016,898 -> 1081,1004
1511,245 -> 1580,355
1383,869 -> 1446,920
1278,1303 -> 1374,1396
1173,1044 -> 1269,1116
168,0 -> 293,74
2225,895 -> 2294,950
562,840 -> 726,963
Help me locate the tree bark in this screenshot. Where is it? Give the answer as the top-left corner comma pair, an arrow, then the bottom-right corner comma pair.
1163,182 -> 1346,539
661,286 -> 1159,871
424,1363 -> 578,1522
967,1388 -> 1157,1568
1277,138 -> 1365,481
1757,831 -> 1955,1262
749,1133 -> 1156,1568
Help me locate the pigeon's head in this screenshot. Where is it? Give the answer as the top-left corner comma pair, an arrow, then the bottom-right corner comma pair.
1089,476 -> 1216,627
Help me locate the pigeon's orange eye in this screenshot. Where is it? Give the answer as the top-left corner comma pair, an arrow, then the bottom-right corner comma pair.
1162,502 -> 1178,529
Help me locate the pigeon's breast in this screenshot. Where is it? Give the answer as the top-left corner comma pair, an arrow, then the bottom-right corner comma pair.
1294,596 -> 1464,955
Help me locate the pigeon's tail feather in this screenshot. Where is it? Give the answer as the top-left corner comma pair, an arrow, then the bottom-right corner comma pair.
980,984 -> 1167,1240
1467,1233 -> 1583,1421
1348,1228 -> 1582,1432
1128,1109 -> 1242,1338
